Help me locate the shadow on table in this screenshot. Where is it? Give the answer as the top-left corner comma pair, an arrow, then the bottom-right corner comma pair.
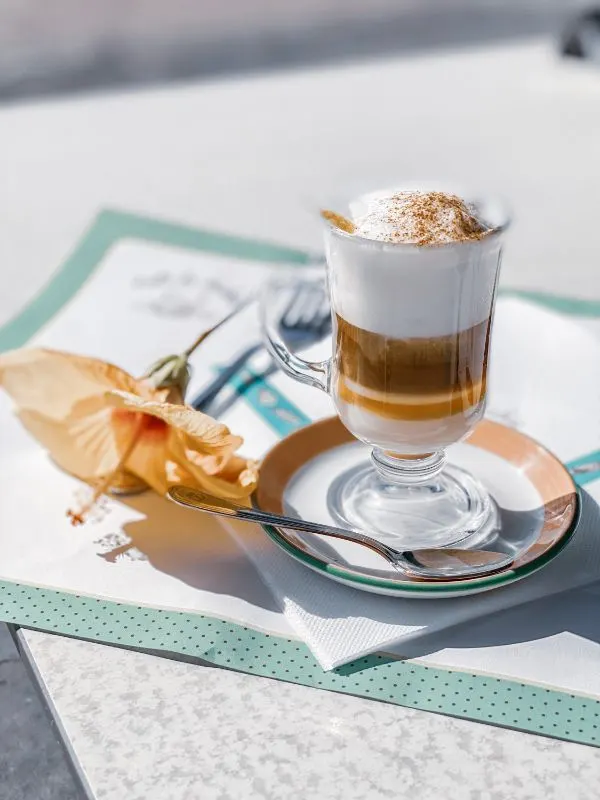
398,580 -> 600,660
92,478 -> 600,670
267,487 -> 600,678
394,488 -> 600,659
95,492 -> 280,613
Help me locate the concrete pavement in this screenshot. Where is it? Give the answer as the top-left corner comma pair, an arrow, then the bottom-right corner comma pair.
0,625 -> 77,800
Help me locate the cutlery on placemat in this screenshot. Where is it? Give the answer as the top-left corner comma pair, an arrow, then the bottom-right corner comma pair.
167,486 -> 514,580
191,280 -> 331,412
571,462 -> 600,474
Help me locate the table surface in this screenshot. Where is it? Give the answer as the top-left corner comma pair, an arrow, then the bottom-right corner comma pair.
4,38 -> 600,799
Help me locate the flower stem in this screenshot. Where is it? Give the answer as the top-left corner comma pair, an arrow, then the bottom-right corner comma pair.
183,302 -> 249,358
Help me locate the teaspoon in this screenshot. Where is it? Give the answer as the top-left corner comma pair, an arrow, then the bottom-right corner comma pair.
167,486 -> 512,580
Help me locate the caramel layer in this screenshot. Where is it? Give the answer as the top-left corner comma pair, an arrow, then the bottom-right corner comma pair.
337,376 -> 485,421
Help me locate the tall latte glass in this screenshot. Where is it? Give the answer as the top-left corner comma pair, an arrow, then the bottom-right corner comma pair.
264,192 -> 510,548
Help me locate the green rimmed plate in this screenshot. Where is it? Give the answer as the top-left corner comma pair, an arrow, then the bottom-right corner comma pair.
255,418 -> 580,597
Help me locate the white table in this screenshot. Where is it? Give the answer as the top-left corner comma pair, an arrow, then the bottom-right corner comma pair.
4,39 -> 600,798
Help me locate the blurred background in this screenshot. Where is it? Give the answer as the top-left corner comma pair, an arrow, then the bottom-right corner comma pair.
1,1 -> 599,799
0,0 -> 595,102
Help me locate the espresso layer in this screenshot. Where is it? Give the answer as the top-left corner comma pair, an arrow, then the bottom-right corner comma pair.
334,313 -> 491,421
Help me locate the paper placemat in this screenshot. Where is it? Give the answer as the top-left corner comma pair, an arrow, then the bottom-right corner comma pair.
218,298 -> 600,673
1,208 -> 600,747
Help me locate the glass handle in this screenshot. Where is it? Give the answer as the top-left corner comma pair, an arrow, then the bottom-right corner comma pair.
261,304 -> 331,393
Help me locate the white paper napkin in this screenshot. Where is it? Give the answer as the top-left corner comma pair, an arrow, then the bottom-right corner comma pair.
221,298 -> 600,670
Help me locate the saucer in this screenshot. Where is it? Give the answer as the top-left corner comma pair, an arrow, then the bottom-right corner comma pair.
255,418 -> 579,598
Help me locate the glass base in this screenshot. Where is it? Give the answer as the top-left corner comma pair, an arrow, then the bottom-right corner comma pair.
327,449 -> 499,550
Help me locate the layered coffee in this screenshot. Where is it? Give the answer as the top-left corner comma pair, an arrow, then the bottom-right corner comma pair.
335,313 -> 490,418
326,188 -> 501,453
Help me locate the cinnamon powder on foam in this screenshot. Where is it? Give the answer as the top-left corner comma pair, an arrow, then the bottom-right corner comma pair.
356,191 -> 488,246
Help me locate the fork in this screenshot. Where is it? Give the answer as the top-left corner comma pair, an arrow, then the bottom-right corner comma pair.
191,281 -> 331,411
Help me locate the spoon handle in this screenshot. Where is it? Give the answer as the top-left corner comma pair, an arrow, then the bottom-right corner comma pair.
168,485 -> 404,570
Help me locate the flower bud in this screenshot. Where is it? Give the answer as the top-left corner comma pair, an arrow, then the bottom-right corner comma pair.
142,354 -> 191,396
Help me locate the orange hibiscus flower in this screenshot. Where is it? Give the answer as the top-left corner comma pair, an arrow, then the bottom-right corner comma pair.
0,347 -> 258,524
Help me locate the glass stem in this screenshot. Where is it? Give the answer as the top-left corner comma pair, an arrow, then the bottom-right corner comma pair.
370,449 -> 447,486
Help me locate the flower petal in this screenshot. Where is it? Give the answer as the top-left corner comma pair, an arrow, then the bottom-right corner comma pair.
107,391 -> 243,460
18,407 -> 123,481
124,433 -> 170,496
0,348 -> 145,420
167,433 -> 258,501
106,393 -> 258,500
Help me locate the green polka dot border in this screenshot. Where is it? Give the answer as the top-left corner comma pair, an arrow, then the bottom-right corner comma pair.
1,579 -> 599,747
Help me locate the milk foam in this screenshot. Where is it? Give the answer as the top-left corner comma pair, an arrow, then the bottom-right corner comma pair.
351,189 -> 483,245
325,188 -> 503,339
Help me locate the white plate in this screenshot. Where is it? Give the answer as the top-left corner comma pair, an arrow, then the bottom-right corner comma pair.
255,418 -> 579,598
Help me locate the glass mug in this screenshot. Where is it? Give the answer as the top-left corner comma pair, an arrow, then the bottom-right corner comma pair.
263,195 -> 510,548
